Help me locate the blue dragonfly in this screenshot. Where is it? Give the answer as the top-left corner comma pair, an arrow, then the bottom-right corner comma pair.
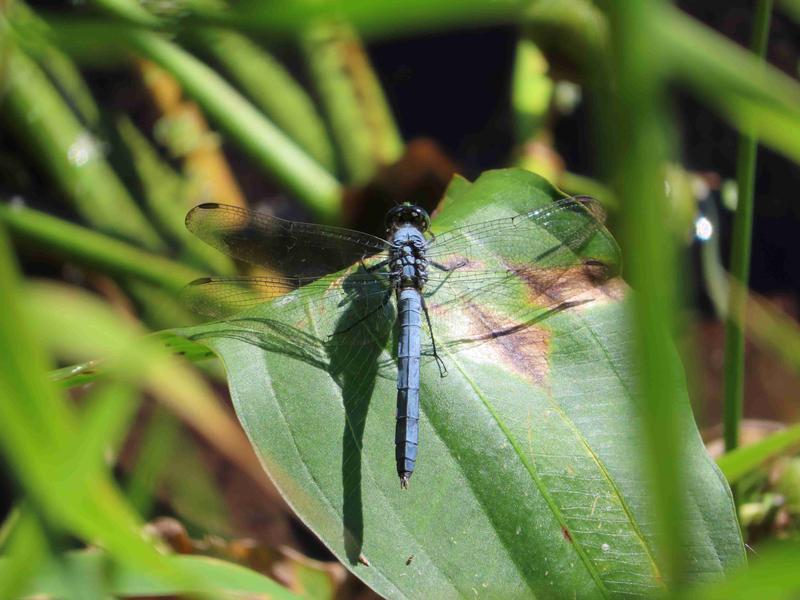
182,196 -> 615,488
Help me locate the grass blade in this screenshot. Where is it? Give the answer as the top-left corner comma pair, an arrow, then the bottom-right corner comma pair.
718,423 -> 800,485
1,45 -> 165,250
127,30 -> 343,222
193,26 -> 337,172
657,4 -> 800,166
602,0 -> 687,583
301,19 -> 404,184
0,203 -> 204,294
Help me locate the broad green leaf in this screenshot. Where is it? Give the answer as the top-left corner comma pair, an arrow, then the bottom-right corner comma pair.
174,169 -> 745,597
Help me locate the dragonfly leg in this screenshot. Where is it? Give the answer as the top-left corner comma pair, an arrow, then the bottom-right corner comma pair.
329,288 -> 393,338
361,257 -> 390,273
424,259 -> 467,298
421,296 -> 448,378
430,259 -> 467,272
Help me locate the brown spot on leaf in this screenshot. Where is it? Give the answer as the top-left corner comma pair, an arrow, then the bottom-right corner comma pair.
516,263 -> 623,309
562,527 -> 573,543
447,301 -> 553,384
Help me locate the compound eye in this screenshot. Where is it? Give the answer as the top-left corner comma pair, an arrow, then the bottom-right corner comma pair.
418,211 -> 430,231
384,206 -> 401,230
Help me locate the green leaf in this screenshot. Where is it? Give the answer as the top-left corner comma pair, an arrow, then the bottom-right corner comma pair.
718,423 -> 800,485
678,541 -> 800,600
191,25 -> 338,173
0,203 -> 204,295
1,45 -> 166,251
301,19 -> 404,184
125,30 -> 343,223
173,169 -> 744,597
2,551 -> 301,599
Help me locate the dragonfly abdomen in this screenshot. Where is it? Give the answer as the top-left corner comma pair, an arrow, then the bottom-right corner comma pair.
395,288 -> 422,488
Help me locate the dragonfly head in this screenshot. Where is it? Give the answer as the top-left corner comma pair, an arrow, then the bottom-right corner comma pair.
385,203 -> 430,233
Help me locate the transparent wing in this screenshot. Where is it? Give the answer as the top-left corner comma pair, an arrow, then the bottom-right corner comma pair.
420,196 -> 617,347
182,197 -> 617,372
186,203 -> 389,277
181,265 -> 396,350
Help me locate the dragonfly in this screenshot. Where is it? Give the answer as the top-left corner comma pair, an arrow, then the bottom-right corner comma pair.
182,196 -> 615,488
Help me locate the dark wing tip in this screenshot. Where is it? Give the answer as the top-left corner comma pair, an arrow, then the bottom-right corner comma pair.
185,203 -> 223,230
572,195 -> 606,223
187,276 -> 214,286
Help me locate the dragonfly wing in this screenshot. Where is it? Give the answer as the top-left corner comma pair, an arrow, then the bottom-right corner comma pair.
181,266 -> 397,352
186,203 -> 390,277
420,196 -> 618,349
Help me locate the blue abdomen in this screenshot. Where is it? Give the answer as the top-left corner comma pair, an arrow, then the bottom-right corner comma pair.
396,288 -> 421,487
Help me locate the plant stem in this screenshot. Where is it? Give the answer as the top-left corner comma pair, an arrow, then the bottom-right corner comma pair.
722,0 -> 772,454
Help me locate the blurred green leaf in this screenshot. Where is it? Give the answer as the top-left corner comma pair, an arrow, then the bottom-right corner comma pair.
173,169 -> 743,597
76,382 -> 141,476
718,424 -> 800,485
125,407 -> 182,517
25,281 -> 274,498
89,0 -> 164,28
193,26 -> 338,172
679,542 -> 800,599
126,30 -> 343,222
2,49 -> 163,250
0,45 -> 166,250
190,0 -> 530,39
722,0 -> 772,457
115,115 -> 236,275
524,0 -> 609,73
603,0 -> 689,582
781,0 -> 800,22
0,203 -> 204,294
0,225 -> 199,594
511,38 -> 553,144
1,551 -> 301,599
0,510 -> 49,599
10,1 -> 102,127
159,434 -> 232,535
49,332 -> 217,389
301,19 -> 404,184
657,4 -> 800,166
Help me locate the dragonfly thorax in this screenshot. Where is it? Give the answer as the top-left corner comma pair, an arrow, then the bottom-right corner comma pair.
389,226 -> 428,290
